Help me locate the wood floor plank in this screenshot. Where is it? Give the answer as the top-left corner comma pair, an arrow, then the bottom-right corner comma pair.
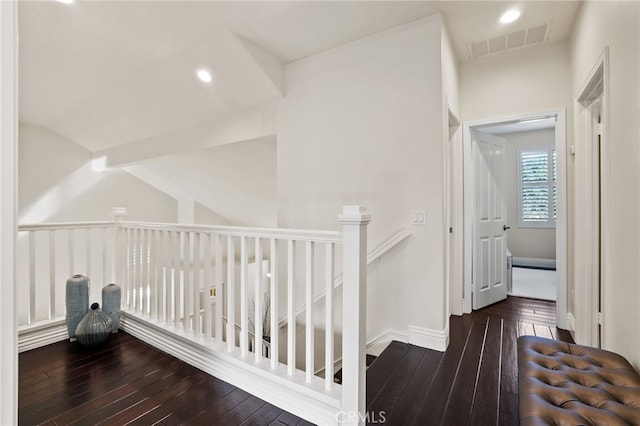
240,403 -> 285,426
182,388 -> 253,425
215,396 -> 266,426
412,314 -> 475,425
499,319 -> 520,425
367,344 -> 425,415
382,348 -> 443,425
439,316 -> 489,425
365,341 -> 409,406
468,317 -> 503,426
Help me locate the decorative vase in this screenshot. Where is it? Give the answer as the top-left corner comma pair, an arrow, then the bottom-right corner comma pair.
75,303 -> 113,347
102,283 -> 121,333
65,274 -> 89,340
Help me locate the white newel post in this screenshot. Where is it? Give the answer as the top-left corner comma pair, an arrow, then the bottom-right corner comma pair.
339,206 -> 371,425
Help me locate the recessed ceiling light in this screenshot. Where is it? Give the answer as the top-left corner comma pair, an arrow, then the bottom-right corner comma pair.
57,0 -> 75,4
500,10 -> 521,24
196,68 -> 213,84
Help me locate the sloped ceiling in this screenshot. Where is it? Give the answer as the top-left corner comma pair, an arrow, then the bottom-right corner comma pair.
17,1 -> 582,226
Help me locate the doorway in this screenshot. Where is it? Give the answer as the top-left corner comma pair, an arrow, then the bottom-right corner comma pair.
461,109 -> 568,329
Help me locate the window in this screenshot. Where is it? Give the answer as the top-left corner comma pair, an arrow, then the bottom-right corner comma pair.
518,147 -> 556,228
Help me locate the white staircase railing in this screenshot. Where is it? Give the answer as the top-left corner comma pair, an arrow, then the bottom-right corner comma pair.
17,205 -> 371,425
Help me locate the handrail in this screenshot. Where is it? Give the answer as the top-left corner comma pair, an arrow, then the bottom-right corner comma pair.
278,228 -> 411,328
18,221 -> 114,231
19,220 -> 342,244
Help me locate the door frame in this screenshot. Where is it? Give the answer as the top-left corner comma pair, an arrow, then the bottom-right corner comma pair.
574,47 -> 610,348
461,108 -> 567,330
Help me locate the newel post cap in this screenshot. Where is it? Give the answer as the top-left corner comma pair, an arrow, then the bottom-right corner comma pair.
339,205 -> 372,225
111,207 -> 129,222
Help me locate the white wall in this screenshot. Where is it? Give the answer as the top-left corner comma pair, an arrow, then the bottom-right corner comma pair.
503,129 -> 556,260
570,1 -> 640,367
19,123 -> 178,224
125,137 -> 278,227
194,201 -> 231,226
278,15 -> 449,347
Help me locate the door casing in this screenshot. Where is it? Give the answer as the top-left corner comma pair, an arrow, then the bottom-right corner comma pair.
460,109 -> 568,330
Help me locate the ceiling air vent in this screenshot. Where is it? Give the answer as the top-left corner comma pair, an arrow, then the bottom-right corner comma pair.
468,21 -> 551,60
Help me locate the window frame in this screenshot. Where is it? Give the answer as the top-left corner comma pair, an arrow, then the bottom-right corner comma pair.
517,145 -> 557,229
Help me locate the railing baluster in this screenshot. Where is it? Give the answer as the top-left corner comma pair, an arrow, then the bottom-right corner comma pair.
150,229 -> 159,320
162,230 -> 169,323
305,241 -> 314,382
85,228 -> 91,281
240,236 -> 248,358
184,232 -> 192,332
215,234 -> 223,341
203,233 -> 212,339
270,238 -> 279,370
68,229 -> 74,276
325,242 -> 335,390
140,229 -> 147,314
102,227 -> 107,287
28,231 -> 36,325
287,239 -> 296,376
254,238 -> 263,363
131,228 -> 138,312
193,232 -> 201,334
174,231 -> 180,327
49,230 -> 56,320
227,236 -> 236,351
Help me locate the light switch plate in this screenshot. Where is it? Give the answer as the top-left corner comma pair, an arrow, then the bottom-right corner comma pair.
410,209 -> 426,225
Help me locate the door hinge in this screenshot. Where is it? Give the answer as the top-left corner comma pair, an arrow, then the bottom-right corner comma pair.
597,312 -> 603,325
596,123 -> 603,136
449,227 -> 453,234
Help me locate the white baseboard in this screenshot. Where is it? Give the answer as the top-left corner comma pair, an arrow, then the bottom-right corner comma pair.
566,313 -> 576,332
120,312 -> 340,426
366,331 -> 408,356
512,257 -> 556,269
408,325 -> 449,352
18,319 -> 68,353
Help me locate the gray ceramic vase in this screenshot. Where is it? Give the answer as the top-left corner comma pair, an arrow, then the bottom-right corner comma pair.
102,283 -> 121,333
65,274 -> 89,339
75,303 -> 113,347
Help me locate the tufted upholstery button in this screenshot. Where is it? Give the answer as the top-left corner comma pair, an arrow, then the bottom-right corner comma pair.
518,336 -> 640,425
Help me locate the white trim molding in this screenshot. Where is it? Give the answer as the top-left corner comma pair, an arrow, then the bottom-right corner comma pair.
0,2 -> 18,424
408,325 -> 449,352
366,331 -> 408,357
566,313 -> 576,333
18,319 -> 68,353
120,312 -> 341,426
512,257 -> 556,270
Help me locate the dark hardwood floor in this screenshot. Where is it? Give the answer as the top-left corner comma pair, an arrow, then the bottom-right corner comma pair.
19,296 -> 570,426
18,332 -> 311,426
365,296 -> 573,426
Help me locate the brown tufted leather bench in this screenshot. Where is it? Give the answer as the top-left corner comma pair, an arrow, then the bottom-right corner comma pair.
518,336 -> 640,425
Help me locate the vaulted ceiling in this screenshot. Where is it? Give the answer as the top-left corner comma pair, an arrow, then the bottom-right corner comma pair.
18,1 -> 582,225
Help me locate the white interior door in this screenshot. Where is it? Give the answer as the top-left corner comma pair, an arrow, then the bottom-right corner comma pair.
472,130 -> 508,309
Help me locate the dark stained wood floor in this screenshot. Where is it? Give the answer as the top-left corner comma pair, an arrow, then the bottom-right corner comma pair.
365,296 -> 573,426
20,296 -> 571,426
18,332 -> 311,426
